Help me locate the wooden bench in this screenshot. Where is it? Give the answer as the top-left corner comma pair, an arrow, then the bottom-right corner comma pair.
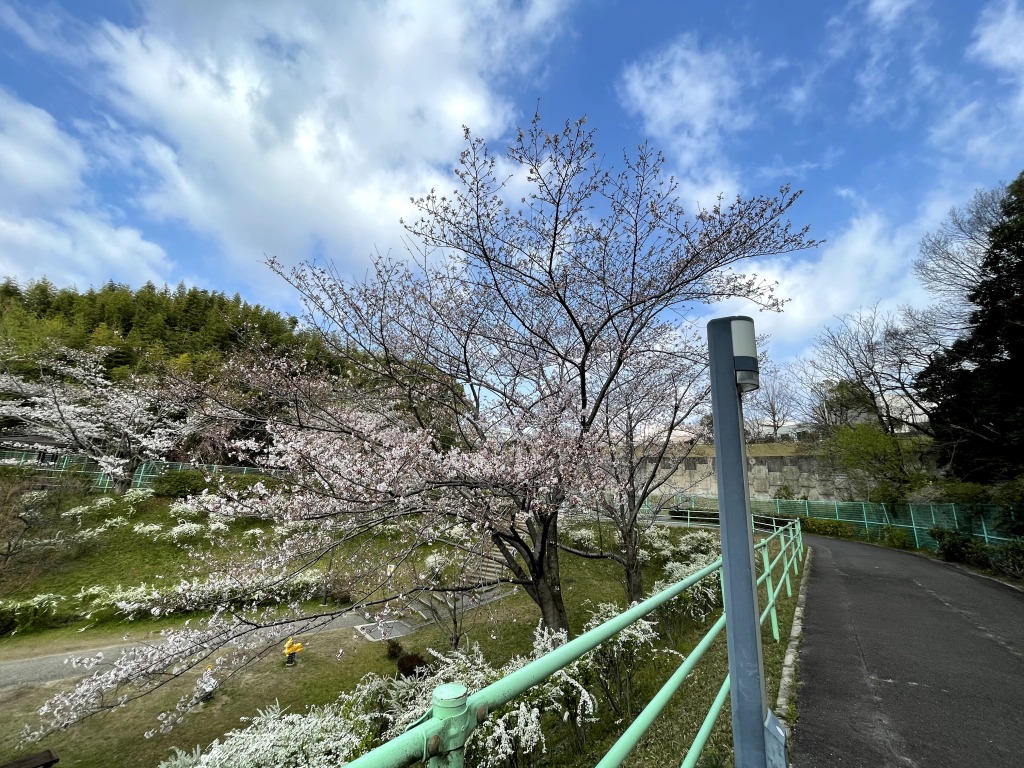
0,749 -> 60,768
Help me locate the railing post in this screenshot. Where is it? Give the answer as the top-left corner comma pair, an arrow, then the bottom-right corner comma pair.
779,527 -> 792,597
834,501 -> 840,520
981,516 -> 990,545
759,544 -> 779,642
862,502 -> 869,537
790,522 -> 801,575
952,505 -> 959,530
426,683 -> 473,768
908,506 -> 920,548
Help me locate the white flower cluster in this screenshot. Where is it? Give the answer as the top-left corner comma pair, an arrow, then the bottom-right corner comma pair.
164,522 -> 207,542
562,525 -> 598,550
159,701 -> 366,768
653,548 -> 723,626
638,527 -> 719,564
158,622 -> 599,768
74,583 -> 164,619
423,552 -> 449,578
0,593 -> 63,634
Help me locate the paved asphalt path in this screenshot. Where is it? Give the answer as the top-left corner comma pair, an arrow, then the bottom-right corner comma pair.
0,612 -> 371,689
792,535 -> 1024,767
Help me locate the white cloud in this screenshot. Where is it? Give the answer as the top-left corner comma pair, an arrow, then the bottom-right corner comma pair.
0,89 -> 87,215
0,0 -> 575,296
698,205 -> 928,361
0,88 -> 171,288
853,3 -> 939,122
787,0 -> 937,124
865,0 -> 921,29
617,34 -> 757,206
928,1 -> 1024,170
969,0 -> 1024,101
0,211 -> 171,289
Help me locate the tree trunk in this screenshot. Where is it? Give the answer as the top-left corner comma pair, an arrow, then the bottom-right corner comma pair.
623,547 -> 644,605
495,512 -> 572,636
533,546 -> 571,635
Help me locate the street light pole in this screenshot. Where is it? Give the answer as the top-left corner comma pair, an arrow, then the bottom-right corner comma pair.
707,316 -> 788,768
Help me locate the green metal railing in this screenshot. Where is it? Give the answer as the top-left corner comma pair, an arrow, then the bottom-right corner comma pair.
0,450 -> 279,490
346,515 -> 804,768
657,494 -> 1015,550
0,449 -> 117,489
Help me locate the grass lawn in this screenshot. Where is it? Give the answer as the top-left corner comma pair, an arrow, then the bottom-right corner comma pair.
1,496 -> 805,768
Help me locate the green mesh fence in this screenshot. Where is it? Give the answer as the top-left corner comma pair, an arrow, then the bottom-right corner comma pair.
661,494 -> 1014,550
0,451 -> 279,491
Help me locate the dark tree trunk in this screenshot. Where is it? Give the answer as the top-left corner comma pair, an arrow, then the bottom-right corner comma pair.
533,539 -> 570,634
623,546 -> 644,605
494,510 -> 572,636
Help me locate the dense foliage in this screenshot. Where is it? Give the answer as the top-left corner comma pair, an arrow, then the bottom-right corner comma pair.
916,171 -> 1024,485
0,278 -> 301,376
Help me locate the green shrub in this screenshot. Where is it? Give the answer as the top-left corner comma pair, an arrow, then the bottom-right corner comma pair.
385,638 -> 404,660
931,528 -> 973,562
151,469 -> 283,498
151,469 -> 213,498
936,480 -> 993,505
396,652 -> 428,677
222,473 -> 284,493
882,527 -> 915,549
796,517 -> 861,540
772,484 -> 795,501
989,539 -> 1024,580
930,528 -> 986,563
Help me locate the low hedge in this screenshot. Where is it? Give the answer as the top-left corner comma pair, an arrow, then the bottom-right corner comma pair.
931,527 -> 1024,579
151,470 -> 214,498
151,469 -> 283,498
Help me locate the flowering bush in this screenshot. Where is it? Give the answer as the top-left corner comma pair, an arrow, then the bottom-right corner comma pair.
164,522 -> 207,542
652,549 -> 723,644
158,622 -> 599,768
0,593 -> 63,634
579,602 -> 660,719
673,530 -> 720,560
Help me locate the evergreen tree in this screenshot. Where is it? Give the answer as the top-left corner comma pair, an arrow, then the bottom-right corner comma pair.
0,278 -> 302,366
916,171 -> 1024,483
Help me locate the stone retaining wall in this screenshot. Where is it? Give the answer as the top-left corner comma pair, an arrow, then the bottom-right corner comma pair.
663,452 -> 850,500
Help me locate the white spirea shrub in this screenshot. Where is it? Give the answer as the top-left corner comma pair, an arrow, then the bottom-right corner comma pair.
160,701 -> 366,768
653,550 -> 723,625
159,623 -> 599,768
165,522 -> 206,542
563,525 -> 598,550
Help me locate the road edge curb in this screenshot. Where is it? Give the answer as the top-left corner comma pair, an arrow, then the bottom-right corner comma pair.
775,545 -> 812,721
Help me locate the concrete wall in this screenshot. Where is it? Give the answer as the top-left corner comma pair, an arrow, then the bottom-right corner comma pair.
663,452 -> 850,501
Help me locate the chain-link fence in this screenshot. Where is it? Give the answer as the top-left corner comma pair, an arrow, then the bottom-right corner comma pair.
658,494 -> 1014,550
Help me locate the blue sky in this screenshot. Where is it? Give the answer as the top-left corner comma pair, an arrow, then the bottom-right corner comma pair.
1,0 -> 1022,360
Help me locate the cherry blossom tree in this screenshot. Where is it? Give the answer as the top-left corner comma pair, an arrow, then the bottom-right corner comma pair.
271,115 -> 814,631
562,322 -> 710,604
23,115 -> 815,740
0,346 -> 195,487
